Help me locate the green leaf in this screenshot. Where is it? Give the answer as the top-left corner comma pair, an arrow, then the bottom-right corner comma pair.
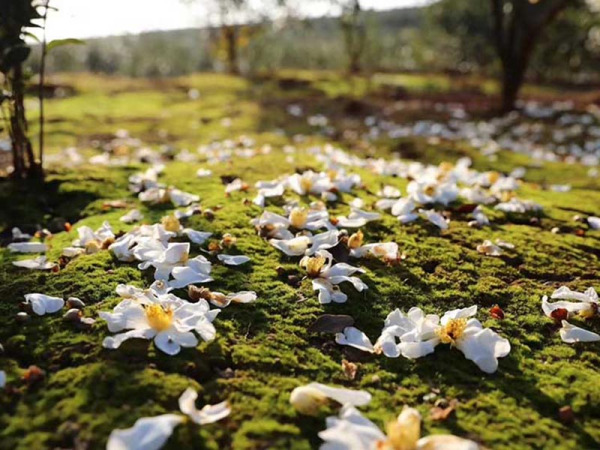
46,38 -> 85,52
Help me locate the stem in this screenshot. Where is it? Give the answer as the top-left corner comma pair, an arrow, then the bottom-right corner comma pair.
38,0 -> 50,172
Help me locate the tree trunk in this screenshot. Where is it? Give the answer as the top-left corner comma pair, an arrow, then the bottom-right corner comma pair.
500,60 -> 525,112
223,26 -> 239,75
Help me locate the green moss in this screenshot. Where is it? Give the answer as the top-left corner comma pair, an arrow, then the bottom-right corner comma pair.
1,72 -> 599,449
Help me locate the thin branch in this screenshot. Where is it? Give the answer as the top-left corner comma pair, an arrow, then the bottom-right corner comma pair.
38,0 -> 50,171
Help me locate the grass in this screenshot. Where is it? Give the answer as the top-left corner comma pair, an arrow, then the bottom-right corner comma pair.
1,71 -> 600,449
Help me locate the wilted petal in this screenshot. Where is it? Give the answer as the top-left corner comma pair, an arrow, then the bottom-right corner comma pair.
290,383 -> 371,415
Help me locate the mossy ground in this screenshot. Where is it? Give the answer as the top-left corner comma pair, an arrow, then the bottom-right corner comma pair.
1,72 -> 600,450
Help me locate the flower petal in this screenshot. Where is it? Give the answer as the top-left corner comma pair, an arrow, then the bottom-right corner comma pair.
106,414 -> 184,450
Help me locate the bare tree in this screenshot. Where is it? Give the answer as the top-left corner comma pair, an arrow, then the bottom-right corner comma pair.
490,0 -> 575,111
339,0 -> 366,73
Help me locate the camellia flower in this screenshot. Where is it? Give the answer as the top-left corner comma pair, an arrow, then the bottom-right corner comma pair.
436,306 -> 510,373
347,230 -> 399,262
270,230 -> 340,257
374,307 -> 440,359
120,209 -> 144,224
107,387 -> 230,450
319,404 -> 479,450
541,286 -> 599,343
300,250 -> 368,304
290,382 -> 371,416
100,290 -> 218,355
138,242 -> 191,281
476,240 -> 503,256
70,221 -> 115,254
24,293 -> 64,316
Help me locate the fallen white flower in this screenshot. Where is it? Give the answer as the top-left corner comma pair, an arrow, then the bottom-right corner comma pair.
290,382 -> 372,415
559,321 -> 600,343
120,209 -> 144,224
319,404 -> 479,450
476,240 -> 503,256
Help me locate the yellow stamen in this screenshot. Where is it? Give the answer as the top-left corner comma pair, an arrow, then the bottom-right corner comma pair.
303,256 -> 326,278
436,318 -> 468,346
289,208 -> 308,229
161,215 -> 181,233
377,407 -> 421,450
300,177 -> 313,193
348,230 -> 364,249
145,304 -> 174,331
85,240 -> 101,254
424,185 -> 436,197
579,303 -> 598,319
221,233 -> 237,248
488,171 -> 500,185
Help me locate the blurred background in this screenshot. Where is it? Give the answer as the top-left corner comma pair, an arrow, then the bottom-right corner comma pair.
27,0 -> 600,83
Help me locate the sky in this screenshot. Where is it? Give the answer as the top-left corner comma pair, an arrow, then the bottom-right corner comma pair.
37,0 -> 427,41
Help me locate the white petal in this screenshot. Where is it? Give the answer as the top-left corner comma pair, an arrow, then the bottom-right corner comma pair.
335,327 -> 374,353
8,242 -> 47,253
457,327 -> 510,374
103,328 -> 156,350
290,383 -> 371,415
178,388 -> 231,425
217,254 -> 250,265
416,434 -> 480,450
319,405 -> 385,450
24,293 -> 64,315
154,331 -> 182,355
13,256 -> 55,270
270,236 -> 311,256
559,321 -> 600,343
182,229 -> 212,245
106,414 -> 184,450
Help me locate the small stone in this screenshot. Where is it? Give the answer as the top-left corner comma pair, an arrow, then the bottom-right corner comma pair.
66,297 -> 86,309
16,312 -> 29,322
63,309 -> 82,322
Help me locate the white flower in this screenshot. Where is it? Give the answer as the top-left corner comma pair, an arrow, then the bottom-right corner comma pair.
225,178 -> 246,194
138,242 -> 190,281
300,250 -> 368,304
290,383 -> 372,415
407,179 -> 458,206
107,388 -> 229,450
100,291 -> 218,355
169,188 -> 200,206
12,256 -> 56,270
470,206 -> 490,227
420,209 -> 449,230
319,404 -> 479,450
24,293 -> 65,315
374,308 -> 440,359
541,286 -> 599,344
588,216 -> 600,230
377,185 -> 401,198
270,230 -> 340,257
208,291 -> 257,308
437,306 -> 510,373
541,286 -> 598,320
169,256 -> 213,289
73,221 -> 115,253
350,242 -> 399,262
139,187 -> 199,206
251,210 -> 293,240
286,206 -> 333,231
120,209 -> 144,224
7,242 -> 47,253
495,198 -> 542,214
217,254 -> 250,265
476,240 -> 502,256
253,181 -> 285,206
335,327 -> 374,352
